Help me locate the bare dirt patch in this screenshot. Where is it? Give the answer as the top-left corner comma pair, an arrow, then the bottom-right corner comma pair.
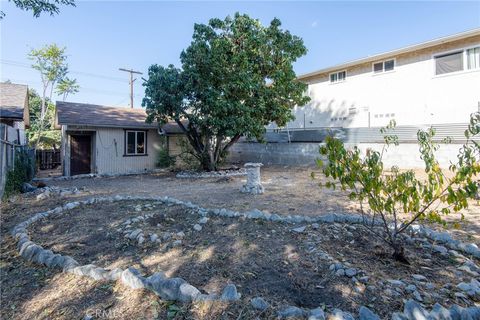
27,200 -> 478,318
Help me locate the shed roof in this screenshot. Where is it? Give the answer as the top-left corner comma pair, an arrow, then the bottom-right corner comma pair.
0,83 -> 29,122
56,101 -> 159,129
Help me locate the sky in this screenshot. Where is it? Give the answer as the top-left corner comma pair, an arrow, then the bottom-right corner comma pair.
1,1 -> 479,108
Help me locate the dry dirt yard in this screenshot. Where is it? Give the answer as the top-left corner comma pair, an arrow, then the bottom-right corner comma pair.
1,165 -> 479,320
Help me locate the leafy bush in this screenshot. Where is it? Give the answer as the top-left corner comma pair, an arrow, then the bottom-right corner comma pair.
316,113 -> 480,262
3,148 -> 35,199
155,147 -> 176,168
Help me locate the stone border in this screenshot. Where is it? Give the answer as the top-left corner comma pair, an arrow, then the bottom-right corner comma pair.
176,169 -> 246,179
33,169 -> 168,182
11,195 -> 479,318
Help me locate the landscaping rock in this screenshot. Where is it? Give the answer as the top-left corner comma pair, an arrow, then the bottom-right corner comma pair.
308,308 -> 325,320
328,309 -> 355,320
433,245 -> 448,255
292,226 -> 306,233
21,183 -> 36,193
358,306 -> 380,320
345,268 -> 357,277
121,267 -> 145,289
251,297 -> 269,311
193,224 -> 202,231
412,274 -> 427,282
335,269 -> 345,276
199,217 -> 209,224
221,284 -> 241,301
403,299 -> 428,320
277,306 -> 305,318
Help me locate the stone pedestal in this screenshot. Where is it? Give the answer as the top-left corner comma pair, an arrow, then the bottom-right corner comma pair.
241,163 -> 264,195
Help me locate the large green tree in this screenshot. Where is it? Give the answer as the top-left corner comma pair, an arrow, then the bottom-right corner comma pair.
143,13 -> 310,171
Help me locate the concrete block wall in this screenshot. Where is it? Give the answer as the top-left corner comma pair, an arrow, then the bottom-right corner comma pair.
229,142 -> 466,169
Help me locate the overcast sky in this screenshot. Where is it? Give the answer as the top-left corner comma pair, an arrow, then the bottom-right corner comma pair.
1,1 -> 479,108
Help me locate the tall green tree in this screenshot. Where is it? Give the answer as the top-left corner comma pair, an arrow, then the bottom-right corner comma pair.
28,44 -> 74,148
143,13 -> 310,171
56,77 -> 79,101
1,0 -> 75,19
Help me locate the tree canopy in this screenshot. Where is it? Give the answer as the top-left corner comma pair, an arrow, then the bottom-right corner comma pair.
1,0 -> 75,19
143,13 -> 310,170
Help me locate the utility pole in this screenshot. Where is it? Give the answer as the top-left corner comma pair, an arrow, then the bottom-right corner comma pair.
119,68 -> 143,108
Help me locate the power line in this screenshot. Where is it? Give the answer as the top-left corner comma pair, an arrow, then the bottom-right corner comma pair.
1,59 -> 132,83
0,77 -> 133,97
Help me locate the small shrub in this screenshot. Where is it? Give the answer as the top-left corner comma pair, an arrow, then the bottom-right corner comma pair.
177,138 -> 202,171
316,113 -> 480,262
3,148 -> 35,199
155,148 -> 175,168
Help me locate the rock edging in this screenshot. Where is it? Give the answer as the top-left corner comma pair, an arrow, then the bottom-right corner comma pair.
12,194 -> 479,317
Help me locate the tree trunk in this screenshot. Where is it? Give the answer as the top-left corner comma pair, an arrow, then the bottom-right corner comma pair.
391,241 -> 409,264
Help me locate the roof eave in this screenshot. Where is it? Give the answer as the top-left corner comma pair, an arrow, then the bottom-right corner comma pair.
297,28 -> 480,81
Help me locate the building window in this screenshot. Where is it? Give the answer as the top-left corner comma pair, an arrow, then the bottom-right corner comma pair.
435,46 -> 480,75
125,130 -> 147,155
435,51 -> 463,75
467,47 -> 480,70
330,70 -> 346,83
373,59 -> 395,73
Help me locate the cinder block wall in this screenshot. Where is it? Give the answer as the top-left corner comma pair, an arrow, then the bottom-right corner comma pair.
229,142 -> 466,169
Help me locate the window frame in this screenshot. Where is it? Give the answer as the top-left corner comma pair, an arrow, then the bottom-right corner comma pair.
433,44 -> 480,77
329,70 -> 347,84
124,129 -> 148,157
371,58 -> 396,74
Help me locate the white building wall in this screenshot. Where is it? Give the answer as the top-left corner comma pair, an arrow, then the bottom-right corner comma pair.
272,35 -> 480,130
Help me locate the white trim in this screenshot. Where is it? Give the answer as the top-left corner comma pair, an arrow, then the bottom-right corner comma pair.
329,70 -> 347,84
125,130 -> 146,155
297,28 -> 480,80
371,58 -> 396,75
432,43 -> 480,77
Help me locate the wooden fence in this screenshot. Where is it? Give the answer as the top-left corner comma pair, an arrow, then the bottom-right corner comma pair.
36,149 -> 61,170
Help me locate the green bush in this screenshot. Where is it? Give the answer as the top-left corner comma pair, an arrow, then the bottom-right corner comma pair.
155,147 -> 176,168
3,148 -> 35,199
316,113 -> 480,263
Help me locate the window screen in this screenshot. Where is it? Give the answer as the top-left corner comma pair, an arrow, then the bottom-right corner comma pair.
435,51 -> 463,75
127,132 -> 136,154
330,73 -> 337,83
384,59 -> 395,71
373,62 -> 383,73
467,47 -> 480,70
338,71 -> 346,81
136,131 -> 145,154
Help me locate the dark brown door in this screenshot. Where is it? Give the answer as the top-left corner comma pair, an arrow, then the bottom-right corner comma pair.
70,135 -> 91,175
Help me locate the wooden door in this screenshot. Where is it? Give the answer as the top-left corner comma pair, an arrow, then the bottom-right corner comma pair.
70,135 -> 91,175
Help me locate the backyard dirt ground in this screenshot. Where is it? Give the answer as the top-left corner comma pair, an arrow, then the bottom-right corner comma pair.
1,165 -> 479,319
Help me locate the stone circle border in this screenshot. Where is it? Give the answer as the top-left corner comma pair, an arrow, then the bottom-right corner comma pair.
176,169 -> 247,179
10,194 -> 480,318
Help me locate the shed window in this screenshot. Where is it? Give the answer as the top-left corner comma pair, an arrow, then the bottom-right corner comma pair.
125,130 -> 147,155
